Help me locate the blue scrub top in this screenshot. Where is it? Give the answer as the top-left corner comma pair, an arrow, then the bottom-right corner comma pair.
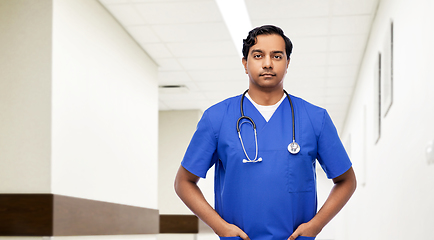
181,94 -> 352,240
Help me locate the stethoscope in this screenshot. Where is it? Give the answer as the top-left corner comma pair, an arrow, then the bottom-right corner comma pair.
236,89 -> 300,163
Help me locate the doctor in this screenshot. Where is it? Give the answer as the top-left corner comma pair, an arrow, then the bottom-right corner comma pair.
175,25 -> 356,240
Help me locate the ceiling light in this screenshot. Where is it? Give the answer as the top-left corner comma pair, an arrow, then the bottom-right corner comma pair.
216,0 -> 252,58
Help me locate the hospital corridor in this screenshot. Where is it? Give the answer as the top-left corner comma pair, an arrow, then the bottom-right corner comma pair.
1,0 -> 434,239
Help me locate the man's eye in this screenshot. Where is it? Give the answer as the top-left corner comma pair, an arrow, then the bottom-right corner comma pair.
274,55 -> 282,59
254,54 -> 262,58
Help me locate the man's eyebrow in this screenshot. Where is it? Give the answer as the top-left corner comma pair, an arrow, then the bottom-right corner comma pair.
250,49 -> 263,54
250,49 -> 285,54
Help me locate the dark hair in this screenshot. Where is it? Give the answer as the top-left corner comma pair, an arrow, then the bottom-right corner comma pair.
242,25 -> 293,60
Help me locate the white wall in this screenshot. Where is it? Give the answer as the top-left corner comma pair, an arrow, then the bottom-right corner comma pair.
159,109 -> 217,239
0,0 -> 157,239
0,0 -> 159,208
159,110 -> 209,214
338,0 -> 434,239
0,0 -> 52,193
51,0 -> 159,209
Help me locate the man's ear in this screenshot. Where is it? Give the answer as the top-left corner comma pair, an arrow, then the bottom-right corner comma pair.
242,58 -> 248,74
285,58 -> 290,73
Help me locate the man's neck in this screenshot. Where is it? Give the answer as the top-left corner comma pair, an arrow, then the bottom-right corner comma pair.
247,87 -> 285,106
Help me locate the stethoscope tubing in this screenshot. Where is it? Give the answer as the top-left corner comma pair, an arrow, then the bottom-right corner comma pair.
283,89 -> 296,144
237,89 -> 299,162
237,89 -> 296,142
236,89 -> 255,132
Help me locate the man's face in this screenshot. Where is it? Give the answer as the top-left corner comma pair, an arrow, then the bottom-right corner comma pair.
242,34 -> 290,91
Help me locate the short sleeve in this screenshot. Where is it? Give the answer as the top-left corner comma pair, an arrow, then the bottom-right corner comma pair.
316,110 -> 352,179
181,110 -> 218,178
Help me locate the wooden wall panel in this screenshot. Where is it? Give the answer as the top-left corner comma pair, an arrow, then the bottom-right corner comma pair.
53,194 -> 159,236
0,194 -> 159,236
0,194 -> 53,236
159,215 -> 198,234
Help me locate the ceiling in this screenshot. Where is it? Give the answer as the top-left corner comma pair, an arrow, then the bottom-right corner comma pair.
99,0 -> 379,131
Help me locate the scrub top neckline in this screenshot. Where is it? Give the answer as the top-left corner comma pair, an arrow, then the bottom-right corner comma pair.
245,93 -> 286,123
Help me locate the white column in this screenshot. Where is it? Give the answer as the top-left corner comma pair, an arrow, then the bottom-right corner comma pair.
0,0 -> 160,239
0,0 -> 53,193
51,0 -> 159,209
158,110 -> 204,215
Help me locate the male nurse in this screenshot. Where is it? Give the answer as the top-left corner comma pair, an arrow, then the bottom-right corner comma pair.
175,25 -> 356,240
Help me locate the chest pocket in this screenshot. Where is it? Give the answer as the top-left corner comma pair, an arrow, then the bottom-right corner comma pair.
287,155 -> 315,193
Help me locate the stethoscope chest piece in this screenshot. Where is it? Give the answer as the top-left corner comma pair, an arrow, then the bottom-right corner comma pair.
288,141 -> 300,154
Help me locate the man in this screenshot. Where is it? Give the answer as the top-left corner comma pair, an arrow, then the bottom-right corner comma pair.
175,25 -> 356,240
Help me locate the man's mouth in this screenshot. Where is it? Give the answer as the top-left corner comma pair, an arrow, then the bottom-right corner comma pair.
260,73 -> 276,77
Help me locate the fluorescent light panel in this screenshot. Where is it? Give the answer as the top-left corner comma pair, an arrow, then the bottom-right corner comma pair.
216,0 -> 252,58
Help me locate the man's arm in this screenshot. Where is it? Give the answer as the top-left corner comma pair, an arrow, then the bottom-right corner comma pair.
288,166 -> 357,240
174,165 -> 250,239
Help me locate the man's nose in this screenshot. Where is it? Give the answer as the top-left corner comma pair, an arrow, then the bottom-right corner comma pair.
262,55 -> 273,69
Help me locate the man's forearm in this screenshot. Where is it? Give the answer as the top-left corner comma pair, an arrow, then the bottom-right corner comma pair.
174,166 -> 243,237
310,167 -> 357,232
175,177 -> 227,234
289,167 -> 356,239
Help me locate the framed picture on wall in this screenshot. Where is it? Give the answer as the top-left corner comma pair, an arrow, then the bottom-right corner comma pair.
374,53 -> 381,144
381,21 -> 394,117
